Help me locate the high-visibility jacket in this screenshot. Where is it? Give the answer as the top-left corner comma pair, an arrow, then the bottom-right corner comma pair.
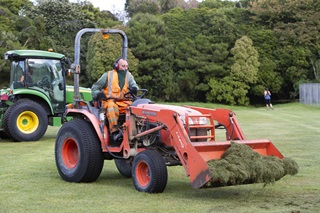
103,70 -> 131,107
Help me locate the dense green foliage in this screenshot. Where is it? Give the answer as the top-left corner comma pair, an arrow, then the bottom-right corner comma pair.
127,13 -> 175,100
0,0 -> 319,105
208,36 -> 259,105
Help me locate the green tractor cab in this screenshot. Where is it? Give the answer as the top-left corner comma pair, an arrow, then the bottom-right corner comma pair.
0,50 -> 92,142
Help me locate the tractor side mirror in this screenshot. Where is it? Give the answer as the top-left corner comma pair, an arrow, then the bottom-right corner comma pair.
63,58 -> 72,76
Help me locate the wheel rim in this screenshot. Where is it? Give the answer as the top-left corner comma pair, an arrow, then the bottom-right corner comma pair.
136,161 -> 150,187
16,111 -> 39,134
62,138 -> 79,169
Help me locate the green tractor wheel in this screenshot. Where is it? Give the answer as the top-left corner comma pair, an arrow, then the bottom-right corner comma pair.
4,99 -> 48,142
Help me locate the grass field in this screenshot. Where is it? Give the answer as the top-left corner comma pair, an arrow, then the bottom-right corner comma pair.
0,103 -> 319,213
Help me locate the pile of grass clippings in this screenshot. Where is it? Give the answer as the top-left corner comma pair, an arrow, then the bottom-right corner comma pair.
204,142 -> 299,187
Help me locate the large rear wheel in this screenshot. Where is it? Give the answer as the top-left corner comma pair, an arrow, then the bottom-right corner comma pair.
55,119 -> 104,182
132,150 -> 168,193
3,99 -> 48,142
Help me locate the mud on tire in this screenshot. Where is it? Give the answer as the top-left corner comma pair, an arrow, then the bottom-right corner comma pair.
55,119 -> 104,182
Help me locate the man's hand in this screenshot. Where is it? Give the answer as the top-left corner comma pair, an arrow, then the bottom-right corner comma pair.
130,87 -> 138,95
96,91 -> 107,101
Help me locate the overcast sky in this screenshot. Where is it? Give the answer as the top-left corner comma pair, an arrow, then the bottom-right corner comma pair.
86,0 -> 126,12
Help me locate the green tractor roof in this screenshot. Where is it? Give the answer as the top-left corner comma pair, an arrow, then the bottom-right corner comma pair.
4,50 -> 65,61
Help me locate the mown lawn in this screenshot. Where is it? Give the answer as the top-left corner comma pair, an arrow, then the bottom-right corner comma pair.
0,102 -> 319,212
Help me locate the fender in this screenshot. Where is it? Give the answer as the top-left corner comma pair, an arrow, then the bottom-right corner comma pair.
66,108 -> 109,150
13,88 -> 54,114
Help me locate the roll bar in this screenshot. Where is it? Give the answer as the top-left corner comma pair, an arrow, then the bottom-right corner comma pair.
71,28 -> 128,101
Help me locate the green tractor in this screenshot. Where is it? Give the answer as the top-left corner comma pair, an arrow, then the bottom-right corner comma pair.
0,50 -> 92,142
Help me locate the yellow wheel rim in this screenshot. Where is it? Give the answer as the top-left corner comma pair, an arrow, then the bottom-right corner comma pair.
17,111 -> 39,134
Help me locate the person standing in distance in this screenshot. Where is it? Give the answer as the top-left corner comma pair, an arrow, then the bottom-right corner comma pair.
264,88 -> 274,110
91,57 -> 139,146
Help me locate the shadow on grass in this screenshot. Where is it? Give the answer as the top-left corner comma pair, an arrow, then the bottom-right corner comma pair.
94,161 -> 274,199
0,139 -> 14,143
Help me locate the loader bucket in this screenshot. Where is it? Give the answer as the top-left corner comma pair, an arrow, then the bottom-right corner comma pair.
188,139 -> 285,189
192,139 -> 283,162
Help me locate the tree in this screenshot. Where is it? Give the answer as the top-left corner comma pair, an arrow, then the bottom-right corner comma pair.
242,27 -> 282,98
125,0 -> 160,17
0,0 -> 32,15
161,7 -> 204,45
248,0 -> 320,98
27,1 -> 96,56
126,13 -> 175,101
199,0 -> 234,9
25,0 -> 122,86
230,36 -> 259,85
0,0 -> 33,85
207,36 -> 259,105
125,0 -> 199,17
174,35 -> 230,101
162,6 -> 237,101
273,45 -> 312,98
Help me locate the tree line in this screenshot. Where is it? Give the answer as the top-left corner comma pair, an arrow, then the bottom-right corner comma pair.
0,0 -> 319,105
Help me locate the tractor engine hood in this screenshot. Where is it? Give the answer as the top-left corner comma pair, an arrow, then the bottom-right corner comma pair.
136,103 -> 208,125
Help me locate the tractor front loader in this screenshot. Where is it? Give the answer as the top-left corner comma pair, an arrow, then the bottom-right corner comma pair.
55,28 -> 288,193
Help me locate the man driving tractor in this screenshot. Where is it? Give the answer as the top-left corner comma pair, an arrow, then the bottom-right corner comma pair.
20,66 -> 34,86
91,57 -> 139,146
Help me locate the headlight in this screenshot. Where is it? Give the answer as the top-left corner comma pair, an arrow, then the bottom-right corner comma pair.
180,115 -> 208,125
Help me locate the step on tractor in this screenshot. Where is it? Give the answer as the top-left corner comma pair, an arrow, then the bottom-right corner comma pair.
55,28 -> 285,193
0,50 -> 92,142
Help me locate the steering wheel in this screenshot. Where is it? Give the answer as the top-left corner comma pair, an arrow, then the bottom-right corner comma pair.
124,89 -> 148,101
37,76 -> 50,87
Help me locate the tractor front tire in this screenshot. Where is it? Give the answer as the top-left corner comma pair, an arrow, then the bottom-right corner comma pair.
3,99 -> 48,142
55,119 -> 104,183
115,158 -> 132,178
132,150 -> 168,193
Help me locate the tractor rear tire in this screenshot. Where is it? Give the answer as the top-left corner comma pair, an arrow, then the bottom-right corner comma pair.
3,99 -> 48,142
55,119 -> 104,183
132,150 -> 168,193
115,158 -> 132,178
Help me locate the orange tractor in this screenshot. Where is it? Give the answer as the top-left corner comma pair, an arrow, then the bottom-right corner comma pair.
55,28 -> 284,193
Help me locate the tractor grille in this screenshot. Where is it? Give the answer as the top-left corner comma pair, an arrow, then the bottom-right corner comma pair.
185,114 -> 215,142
